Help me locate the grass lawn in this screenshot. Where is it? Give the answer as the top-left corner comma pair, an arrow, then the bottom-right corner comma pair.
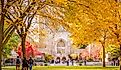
2,66 -> 119,70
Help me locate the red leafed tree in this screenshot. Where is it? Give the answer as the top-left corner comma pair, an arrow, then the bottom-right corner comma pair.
17,41 -> 42,59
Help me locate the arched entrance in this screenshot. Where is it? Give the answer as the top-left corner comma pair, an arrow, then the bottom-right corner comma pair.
56,39 -> 66,57
56,39 -> 70,59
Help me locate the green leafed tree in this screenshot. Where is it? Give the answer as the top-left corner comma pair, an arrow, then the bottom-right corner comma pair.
4,33 -> 20,57
106,45 -> 120,60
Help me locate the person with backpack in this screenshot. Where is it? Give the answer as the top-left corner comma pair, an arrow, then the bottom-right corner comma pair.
16,56 -> 21,70
22,57 -> 28,70
28,57 -> 34,70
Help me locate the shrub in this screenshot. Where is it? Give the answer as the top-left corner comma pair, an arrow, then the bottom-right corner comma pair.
87,57 -> 93,62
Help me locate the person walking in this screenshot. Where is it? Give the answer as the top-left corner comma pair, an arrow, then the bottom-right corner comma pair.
67,59 -> 69,66
113,59 -> 115,66
22,57 -> 28,70
29,57 -> 34,70
71,59 -> 74,66
16,56 -> 21,70
116,59 -> 119,66
83,58 -> 86,66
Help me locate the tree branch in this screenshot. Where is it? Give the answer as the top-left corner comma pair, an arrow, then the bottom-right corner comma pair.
2,27 -> 15,48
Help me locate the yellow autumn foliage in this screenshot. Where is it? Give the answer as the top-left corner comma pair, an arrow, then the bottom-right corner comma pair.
58,0 -> 121,48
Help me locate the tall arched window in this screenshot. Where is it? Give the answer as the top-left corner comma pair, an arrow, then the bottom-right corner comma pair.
57,39 -> 65,54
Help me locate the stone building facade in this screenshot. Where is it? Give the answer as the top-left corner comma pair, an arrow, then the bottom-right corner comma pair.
28,14 -> 81,59
38,26 -> 73,59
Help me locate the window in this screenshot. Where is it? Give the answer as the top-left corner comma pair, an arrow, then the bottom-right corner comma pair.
57,39 -> 65,47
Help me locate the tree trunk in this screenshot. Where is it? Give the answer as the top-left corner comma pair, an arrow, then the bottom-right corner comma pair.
0,27 -> 3,70
21,37 -> 26,58
119,44 -> 121,70
0,30 -> 3,70
0,19 -> 3,70
0,0 -> 4,69
21,36 -> 27,70
102,44 -> 106,67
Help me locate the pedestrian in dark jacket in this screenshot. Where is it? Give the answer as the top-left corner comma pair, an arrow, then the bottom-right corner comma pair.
29,57 -> 34,70
16,56 -> 21,70
67,59 -> 69,66
22,57 -> 28,70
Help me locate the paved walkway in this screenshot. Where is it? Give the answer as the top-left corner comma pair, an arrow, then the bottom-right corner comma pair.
50,62 -> 112,66
50,63 -> 77,66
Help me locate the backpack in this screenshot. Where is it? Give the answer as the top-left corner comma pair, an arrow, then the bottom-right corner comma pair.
16,58 -> 20,64
29,59 -> 33,64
